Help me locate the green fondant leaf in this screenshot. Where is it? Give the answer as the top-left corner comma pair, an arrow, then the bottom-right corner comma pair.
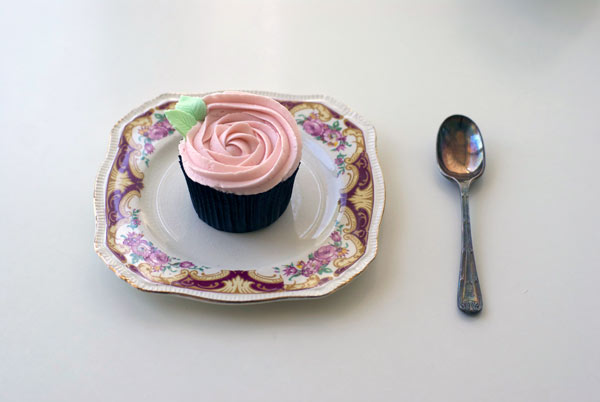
175,96 -> 207,121
165,109 -> 197,137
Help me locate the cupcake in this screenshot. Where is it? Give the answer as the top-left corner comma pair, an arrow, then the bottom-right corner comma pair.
166,91 -> 302,233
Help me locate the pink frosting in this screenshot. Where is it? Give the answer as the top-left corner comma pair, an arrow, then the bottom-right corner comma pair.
179,92 -> 302,195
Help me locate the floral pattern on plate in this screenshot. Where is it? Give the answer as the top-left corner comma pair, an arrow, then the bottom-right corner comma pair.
296,112 -> 352,176
94,92 -> 384,303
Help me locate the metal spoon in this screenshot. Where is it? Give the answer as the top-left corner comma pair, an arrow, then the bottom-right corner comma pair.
436,115 -> 485,314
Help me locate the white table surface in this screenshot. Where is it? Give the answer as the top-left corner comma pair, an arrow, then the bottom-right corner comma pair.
2,1 -> 599,401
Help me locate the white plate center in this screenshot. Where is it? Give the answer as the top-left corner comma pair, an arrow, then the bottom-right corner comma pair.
138,135 -> 341,271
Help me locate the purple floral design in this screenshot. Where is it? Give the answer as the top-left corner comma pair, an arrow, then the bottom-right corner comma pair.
147,249 -> 169,267
121,209 -> 206,273
127,209 -> 141,229
138,113 -> 176,167
123,231 -> 143,246
302,119 -> 325,137
144,142 -> 155,155
314,245 -> 338,263
147,119 -> 172,140
330,230 -> 341,243
275,222 -> 349,281
131,241 -> 152,259
296,112 -> 352,176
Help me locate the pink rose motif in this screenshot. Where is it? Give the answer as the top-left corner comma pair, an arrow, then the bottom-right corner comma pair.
157,119 -> 172,129
330,231 -> 341,243
335,157 -> 344,166
303,119 -> 325,137
123,232 -> 143,247
147,250 -> 169,267
302,258 -> 321,277
147,123 -> 170,140
179,261 -> 194,269
283,265 -> 298,276
131,240 -> 152,258
314,245 -> 337,264
144,142 -> 155,154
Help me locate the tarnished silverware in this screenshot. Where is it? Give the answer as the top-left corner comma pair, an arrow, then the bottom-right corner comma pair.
436,115 -> 485,314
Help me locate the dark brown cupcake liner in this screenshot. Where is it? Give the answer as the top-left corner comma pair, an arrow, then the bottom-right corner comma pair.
179,156 -> 299,233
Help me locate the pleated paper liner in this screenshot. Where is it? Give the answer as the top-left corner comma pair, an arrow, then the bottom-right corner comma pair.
179,156 -> 299,233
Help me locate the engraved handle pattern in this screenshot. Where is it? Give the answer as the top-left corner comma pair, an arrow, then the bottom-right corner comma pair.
458,184 -> 483,313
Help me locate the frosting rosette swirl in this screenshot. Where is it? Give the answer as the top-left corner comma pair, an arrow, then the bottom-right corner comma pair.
178,92 -> 302,195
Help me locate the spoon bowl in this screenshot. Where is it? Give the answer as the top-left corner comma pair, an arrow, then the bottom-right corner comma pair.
437,115 -> 485,183
436,115 -> 485,314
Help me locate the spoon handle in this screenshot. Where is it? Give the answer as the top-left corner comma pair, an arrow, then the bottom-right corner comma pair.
458,184 -> 483,314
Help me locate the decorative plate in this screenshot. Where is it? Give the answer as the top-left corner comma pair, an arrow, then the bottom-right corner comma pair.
94,91 -> 385,303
